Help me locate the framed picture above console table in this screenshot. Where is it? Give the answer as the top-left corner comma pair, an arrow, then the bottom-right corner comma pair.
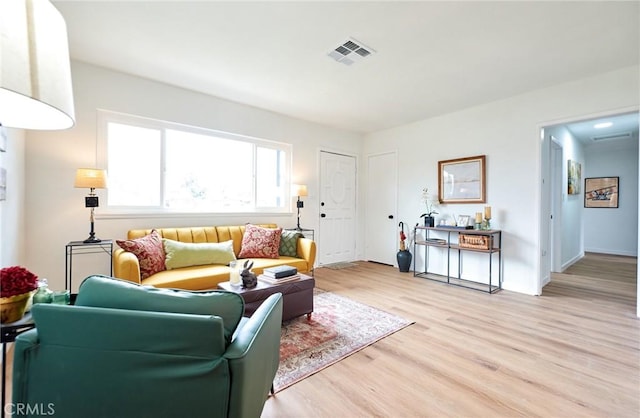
413,226 -> 502,293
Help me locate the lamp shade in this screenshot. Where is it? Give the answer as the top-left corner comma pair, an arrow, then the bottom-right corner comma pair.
292,184 -> 308,197
74,168 -> 107,189
0,0 -> 75,130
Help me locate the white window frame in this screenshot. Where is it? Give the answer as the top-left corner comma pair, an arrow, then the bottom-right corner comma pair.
96,110 -> 293,218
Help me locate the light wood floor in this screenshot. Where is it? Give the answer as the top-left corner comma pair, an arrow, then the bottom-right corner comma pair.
564,252 -> 637,282
3,255 -> 637,417
263,254 -> 639,417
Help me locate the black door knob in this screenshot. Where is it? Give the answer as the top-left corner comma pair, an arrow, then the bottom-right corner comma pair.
320,213 -> 326,218
388,215 -> 394,219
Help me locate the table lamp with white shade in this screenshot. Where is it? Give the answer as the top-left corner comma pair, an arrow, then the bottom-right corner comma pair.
74,168 -> 107,243
292,184 -> 308,230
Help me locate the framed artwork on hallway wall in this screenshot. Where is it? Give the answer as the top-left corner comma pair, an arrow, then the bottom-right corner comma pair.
585,177 -> 619,208
0,125 -> 6,152
0,167 -> 6,201
567,160 -> 581,195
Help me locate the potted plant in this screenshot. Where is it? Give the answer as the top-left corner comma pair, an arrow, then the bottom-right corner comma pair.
1,266 -> 39,323
419,187 -> 439,227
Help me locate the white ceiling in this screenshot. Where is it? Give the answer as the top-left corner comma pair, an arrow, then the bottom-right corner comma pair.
52,1 -> 640,134
566,112 -> 639,146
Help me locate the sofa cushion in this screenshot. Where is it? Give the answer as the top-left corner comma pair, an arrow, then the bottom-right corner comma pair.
279,230 -> 302,257
140,259 -> 309,290
142,265 -> 232,290
116,229 -> 166,279
163,239 -> 236,270
76,275 -> 244,344
238,224 -> 282,259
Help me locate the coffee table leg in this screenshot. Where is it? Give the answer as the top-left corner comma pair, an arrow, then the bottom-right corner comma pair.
306,313 -> 312,320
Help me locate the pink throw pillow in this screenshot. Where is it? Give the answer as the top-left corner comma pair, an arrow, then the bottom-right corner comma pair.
116,229 -> 166,279
238,224 -> 282,259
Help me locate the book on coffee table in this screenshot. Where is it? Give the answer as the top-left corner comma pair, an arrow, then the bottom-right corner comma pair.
258,274 -> 300,285
263,265 -> 298,278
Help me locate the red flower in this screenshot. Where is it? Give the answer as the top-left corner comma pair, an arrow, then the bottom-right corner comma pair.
1,266 -> 39,298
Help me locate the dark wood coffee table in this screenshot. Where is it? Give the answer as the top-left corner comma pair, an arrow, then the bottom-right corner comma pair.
218,273 -> 314,322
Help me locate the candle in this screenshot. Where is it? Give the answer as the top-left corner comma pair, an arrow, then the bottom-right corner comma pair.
229,261 -> 241,286
484,206 -> 492,220
475,212 -> 482,223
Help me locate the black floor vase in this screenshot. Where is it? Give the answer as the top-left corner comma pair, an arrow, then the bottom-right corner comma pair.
396,250 -> 412,272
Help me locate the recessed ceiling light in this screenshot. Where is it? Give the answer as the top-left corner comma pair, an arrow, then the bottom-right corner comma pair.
594,122 -> 613,129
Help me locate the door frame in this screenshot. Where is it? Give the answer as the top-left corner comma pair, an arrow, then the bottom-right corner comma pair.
550,137 -> 563,273
537,106 -> 639,318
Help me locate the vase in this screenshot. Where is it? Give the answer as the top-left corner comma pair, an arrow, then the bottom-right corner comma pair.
424,216 -> 435,227
33,279 -> 54,304
0,291 -> 34,323
396,250 -> 412,273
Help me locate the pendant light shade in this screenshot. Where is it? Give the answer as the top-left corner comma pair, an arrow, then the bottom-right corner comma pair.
0,0 -> 75,130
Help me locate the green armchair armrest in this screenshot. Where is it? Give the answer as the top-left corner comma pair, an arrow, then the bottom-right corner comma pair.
225,293 -> 283,418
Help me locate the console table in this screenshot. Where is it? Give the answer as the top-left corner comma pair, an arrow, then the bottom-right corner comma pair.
413,226 -> 502,293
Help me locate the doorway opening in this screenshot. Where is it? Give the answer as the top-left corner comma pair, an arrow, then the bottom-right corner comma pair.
539,109 -> 639,313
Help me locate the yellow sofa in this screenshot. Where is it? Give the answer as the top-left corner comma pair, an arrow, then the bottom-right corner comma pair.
113,224 -> 316,290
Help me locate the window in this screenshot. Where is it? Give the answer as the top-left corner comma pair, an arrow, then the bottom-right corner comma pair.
99,111 -> 291,214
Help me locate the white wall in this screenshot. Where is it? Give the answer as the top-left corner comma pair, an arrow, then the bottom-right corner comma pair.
584,139 -> 639,256
24,61 -> 362,291
16,62 -> 640,299
363,65 -> 639,295
0,127 -> 27,268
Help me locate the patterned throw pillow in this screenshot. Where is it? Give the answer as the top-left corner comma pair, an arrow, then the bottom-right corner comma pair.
116,229 -> 166,279
238,224 -> 282,259
279,230 -> 302,257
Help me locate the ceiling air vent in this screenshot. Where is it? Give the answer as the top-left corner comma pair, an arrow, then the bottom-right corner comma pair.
591,132 -> 632,142
328,37 -> 375,66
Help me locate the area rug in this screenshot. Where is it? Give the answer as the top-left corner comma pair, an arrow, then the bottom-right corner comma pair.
273,290 -> 413,392
322,262 -> 359,270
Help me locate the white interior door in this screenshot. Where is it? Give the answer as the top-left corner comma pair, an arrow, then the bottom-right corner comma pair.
366,151 -> 397,265
318,151 -> 356,265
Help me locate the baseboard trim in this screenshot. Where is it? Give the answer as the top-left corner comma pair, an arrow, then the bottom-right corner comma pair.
541,274 -> 551,288
561,252 -> 584,272
584,248 -> 638,257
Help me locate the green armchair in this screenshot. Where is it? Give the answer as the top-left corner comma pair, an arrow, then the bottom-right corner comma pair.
12,275 -> 282,418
